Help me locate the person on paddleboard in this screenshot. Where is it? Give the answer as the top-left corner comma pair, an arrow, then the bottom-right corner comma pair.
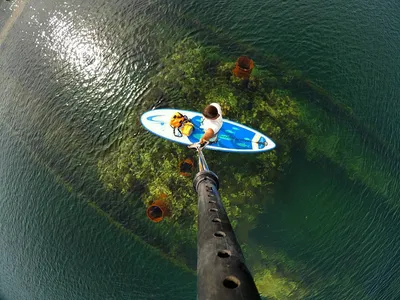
200,103 -> 223,144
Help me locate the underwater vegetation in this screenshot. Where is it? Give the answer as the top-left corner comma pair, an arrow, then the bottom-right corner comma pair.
98,38 -> 305,230
97,36 -> 399,298
98,38 -> 310,298
3,2 -> 392,297
252,249 -> 309,299
3,26 -> 385,296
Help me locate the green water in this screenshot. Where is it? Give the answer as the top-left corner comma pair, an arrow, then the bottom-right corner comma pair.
0,122 -> 196,300
0,0 -> 399,299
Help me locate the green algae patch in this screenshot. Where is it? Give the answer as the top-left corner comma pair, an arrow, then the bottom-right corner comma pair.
98,39 -> 304,233
254,268 -> 307,299
252,249 -> 309,300
10,30 -> 386,297
97,37 -> 308,296
97,37 -> 397,297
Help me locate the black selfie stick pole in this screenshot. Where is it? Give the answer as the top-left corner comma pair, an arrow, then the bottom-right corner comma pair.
191,143 -> 261,300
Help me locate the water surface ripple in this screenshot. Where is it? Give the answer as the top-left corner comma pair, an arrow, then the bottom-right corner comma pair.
0,0 -> 399,299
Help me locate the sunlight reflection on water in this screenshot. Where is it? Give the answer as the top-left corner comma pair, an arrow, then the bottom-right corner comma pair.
44,10 -> 115,82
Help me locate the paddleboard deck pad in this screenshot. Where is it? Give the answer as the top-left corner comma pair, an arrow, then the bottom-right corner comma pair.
141,109 -> 276,153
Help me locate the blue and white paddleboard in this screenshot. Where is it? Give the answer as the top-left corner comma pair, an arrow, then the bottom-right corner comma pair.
141,109 -> 276,153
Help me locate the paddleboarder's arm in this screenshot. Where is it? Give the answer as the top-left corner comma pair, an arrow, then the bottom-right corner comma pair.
200,128 -> 214,144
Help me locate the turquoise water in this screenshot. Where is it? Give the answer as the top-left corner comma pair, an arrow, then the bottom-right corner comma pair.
0,122 -> 196,299
1,0 -> 399,299
254,152 -> 400,298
